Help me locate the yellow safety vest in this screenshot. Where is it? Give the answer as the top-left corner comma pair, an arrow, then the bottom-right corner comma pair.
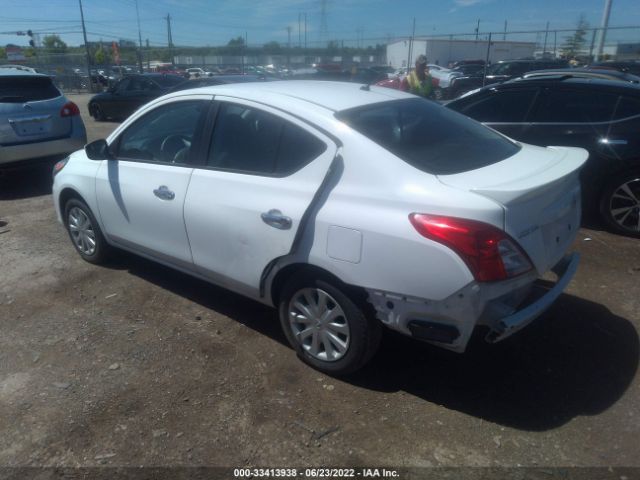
407,70 -> 433,98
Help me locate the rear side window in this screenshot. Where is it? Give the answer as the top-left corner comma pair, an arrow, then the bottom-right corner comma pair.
532,89 -> 619,122
207,103 -> 327,176
450,89 -> 538,122
337,98 -> 521,175
0,76 -> 60,103
613,96 -> 640,119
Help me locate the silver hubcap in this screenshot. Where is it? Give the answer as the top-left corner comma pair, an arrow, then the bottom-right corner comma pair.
68,207 -> 97,256
609,178 -> 640,232
288,288 -> 350,362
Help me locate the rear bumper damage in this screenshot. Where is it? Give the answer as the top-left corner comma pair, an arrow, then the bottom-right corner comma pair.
366,253 -> 580,352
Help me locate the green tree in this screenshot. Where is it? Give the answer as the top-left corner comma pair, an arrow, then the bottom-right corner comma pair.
263,41 -> 281,53
0,46 -> 6,59
42,34 -> 68,54
94,46 -> 109,65
561,14 -> 589,59
227,36 -> 245,47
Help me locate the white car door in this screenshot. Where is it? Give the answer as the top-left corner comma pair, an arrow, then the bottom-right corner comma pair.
184,98 -> 338,298
96,98 -> 210,268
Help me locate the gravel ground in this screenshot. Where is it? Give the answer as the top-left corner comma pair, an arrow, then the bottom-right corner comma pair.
0,93 -> 639,473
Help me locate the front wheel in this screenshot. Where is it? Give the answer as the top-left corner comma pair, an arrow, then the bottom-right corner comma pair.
599,170 -> 640,237
64,198 -> 111,264
278,273 -> 381,375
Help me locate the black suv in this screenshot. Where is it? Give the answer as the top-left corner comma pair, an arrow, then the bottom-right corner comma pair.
447,76 -> 640,237
448,59 -> 569,99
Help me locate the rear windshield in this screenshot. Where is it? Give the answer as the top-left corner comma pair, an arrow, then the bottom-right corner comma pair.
336,98 -> 521,175
0,76 -> 60,103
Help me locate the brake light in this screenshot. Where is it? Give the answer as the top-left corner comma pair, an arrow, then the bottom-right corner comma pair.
60,101 -> 80,117
52,157 -> 69,178
409,213 -> 532,282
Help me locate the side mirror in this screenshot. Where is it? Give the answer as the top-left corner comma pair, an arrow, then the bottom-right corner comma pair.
85,139 -> 113,160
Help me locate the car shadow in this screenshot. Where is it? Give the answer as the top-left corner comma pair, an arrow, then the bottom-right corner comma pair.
110,252 -> 638,432
0,160 -> 55,200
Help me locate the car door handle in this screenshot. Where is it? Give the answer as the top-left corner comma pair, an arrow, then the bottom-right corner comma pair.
261,209 -> 292,230
153,185 -> 175,201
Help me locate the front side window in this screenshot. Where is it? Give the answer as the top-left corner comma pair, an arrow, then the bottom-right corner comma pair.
337,98 -> 521,175
116,100 -> 207,164
532,88 -> 619,123
207,103 -> 326,175
451,88 -> 538,123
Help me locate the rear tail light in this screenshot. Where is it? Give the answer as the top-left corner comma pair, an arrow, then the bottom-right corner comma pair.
52,157 -> 69,178
60,101 -> 80,117
409,213 -> 532,282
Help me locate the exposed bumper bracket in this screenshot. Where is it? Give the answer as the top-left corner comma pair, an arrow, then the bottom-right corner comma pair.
485,252 -> 580,343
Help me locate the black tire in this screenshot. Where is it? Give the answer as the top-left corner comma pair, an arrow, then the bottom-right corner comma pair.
433,87 -> 444,101
599,170 -> 640,238
278,272 -> 382,375
63,198 -> 110,264
91,103 -> 105,121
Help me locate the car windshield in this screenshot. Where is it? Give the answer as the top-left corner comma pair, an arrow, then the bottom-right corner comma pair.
0,75 -> 60,103
337,98 -> 521,175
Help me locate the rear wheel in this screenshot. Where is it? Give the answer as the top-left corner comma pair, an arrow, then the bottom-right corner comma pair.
599,170 -> 640,237
433,87 -> 445,101
91,104 -> 105,121
64,198 -> 110,264
278,273 -> 381,375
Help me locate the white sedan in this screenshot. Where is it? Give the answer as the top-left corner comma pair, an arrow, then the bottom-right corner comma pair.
52,81 -> 586,375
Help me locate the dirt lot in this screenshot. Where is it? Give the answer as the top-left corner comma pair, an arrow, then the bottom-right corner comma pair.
1,93 -> 639,473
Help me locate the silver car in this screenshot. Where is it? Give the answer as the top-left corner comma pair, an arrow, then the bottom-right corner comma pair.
0,67 -> 86,167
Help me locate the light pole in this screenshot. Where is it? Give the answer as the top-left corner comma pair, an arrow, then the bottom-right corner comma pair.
595,0 -> 613,61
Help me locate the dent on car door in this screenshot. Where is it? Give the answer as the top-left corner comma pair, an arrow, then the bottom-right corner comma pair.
95,98 -> 211,267
183,99 -> 339,299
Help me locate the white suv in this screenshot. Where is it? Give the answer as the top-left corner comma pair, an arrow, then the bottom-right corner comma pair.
52,81 -> 586,374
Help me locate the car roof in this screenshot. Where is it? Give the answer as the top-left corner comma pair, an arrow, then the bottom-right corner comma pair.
171,80 -> 412,112
521,68 -> 640,82
0,66 -> 45,77
498,75 -> 640,92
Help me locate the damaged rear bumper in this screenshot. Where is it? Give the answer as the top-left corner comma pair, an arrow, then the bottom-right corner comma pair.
484,252 -> 580,343
366,253 -> 580,353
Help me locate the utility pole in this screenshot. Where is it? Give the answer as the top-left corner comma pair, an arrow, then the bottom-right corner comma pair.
304,12 -> 308,65
146,38 -> 150,69
475,19 -> 480,41
287,26 -> 292,69
298,13 -> 301,47
406,17 -> 415,72
78,0 -> 93,93
166,14 -> 174,65
135,0 -> 143,72
482,32 -> 492,86
503,20 -> 507,40
543,21 -> 549,56
596,0 -> 613,61
589,28 -> 598,60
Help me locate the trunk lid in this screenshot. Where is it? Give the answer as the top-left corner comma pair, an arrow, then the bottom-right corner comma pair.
437,144 -> 588,274
0,75 -> 71,146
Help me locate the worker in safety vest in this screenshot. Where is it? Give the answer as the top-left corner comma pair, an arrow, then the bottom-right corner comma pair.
401,54 -> 433,98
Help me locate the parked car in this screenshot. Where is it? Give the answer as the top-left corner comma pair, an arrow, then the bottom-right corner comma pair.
447,76 -> 640,237
87,73 -> 186,121
427,64 -> 462,99
0,67 -> 86,168
186,67 -> 213,79
53,81 -> 585,374
521,68 -> 640,84
447,59 -> 569,99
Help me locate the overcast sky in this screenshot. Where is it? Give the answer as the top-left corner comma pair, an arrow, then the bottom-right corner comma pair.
2,0 -> 639,48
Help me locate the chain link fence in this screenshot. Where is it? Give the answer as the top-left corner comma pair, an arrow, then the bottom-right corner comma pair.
5,25 -> 638,93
